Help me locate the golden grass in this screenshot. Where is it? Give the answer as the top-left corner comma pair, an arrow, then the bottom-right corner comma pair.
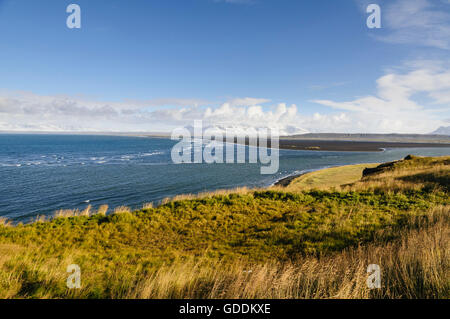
0,206 -> 447,299
54,204 -> 127,219
167,186 -> 254,202
97,205 -> 109,216
142,203 -> 153,210
282,163 -> 379,192
0,218 -> 11,227
113,206 -> 132,214
130,210 -> 448,299
344,163 -> 450,193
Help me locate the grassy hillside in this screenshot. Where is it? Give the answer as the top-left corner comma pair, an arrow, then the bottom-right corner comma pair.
0,155 -> 448,299
283,163 -> 379,191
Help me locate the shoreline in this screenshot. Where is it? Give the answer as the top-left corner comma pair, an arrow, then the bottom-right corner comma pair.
272,164 -> 362,187
273,163 -> 382,189
273,173 -> 307,187
1,132 -> 450,152
3,156 -> 447,224
277,139 -> 450,152
273,170 -> 315,187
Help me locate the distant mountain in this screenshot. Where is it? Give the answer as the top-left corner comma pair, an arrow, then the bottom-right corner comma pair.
432,126 -> 450,135
285,133 -> 450,143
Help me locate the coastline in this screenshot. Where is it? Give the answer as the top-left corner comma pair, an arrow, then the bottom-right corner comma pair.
278,139 -> 450,152
273,171 -> 312,187
1,131 -> 450,152
1,133 -> 449,222
273,162 -> 382,189
273,174 -> 304,187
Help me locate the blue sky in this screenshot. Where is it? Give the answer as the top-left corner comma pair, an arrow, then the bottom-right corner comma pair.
0,0 -> 449,133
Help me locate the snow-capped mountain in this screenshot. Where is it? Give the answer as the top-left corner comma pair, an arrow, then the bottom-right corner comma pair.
183,124 -> 309,137
431,126 -> 450,135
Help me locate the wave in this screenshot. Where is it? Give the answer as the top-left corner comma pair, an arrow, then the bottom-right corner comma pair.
142,151 -> 165,156
0,163 -> 22,167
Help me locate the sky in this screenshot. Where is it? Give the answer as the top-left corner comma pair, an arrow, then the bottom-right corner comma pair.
0,0 -> 449,134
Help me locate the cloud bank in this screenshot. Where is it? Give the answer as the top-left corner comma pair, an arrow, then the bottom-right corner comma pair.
313,60 -> 450,133
1,60 -> 448,136
0,91 -> 306,134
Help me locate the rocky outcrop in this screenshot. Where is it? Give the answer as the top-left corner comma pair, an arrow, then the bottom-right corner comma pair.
362,155 -> 418,177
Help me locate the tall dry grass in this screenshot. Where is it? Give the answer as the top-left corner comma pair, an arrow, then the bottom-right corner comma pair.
333,164 -> 449,194
2,206 -> 445,299
166,187 -> 254,203
126,205 -> 449,299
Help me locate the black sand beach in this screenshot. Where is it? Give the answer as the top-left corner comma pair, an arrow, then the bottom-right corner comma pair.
273,173 -> 306,187
278,139 -> 450,152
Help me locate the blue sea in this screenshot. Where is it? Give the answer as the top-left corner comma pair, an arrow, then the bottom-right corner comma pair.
1,134 -> 449,222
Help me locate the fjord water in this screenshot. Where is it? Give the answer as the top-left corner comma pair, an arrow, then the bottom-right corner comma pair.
1,134 -> 449,222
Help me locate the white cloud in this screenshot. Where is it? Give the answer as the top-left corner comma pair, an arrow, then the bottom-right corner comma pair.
312,60 -> 450,133
2,59 -> 449,135
123,98 -> 211,108
148,101 -> 308,135
227,97 -> 271,106
373,0 -> 450,50
0,91 -> 305,134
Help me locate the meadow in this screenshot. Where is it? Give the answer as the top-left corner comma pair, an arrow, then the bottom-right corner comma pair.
0,155 -> 448,299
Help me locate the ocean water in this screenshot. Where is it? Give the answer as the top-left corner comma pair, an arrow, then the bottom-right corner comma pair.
1,134 -> 449,222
